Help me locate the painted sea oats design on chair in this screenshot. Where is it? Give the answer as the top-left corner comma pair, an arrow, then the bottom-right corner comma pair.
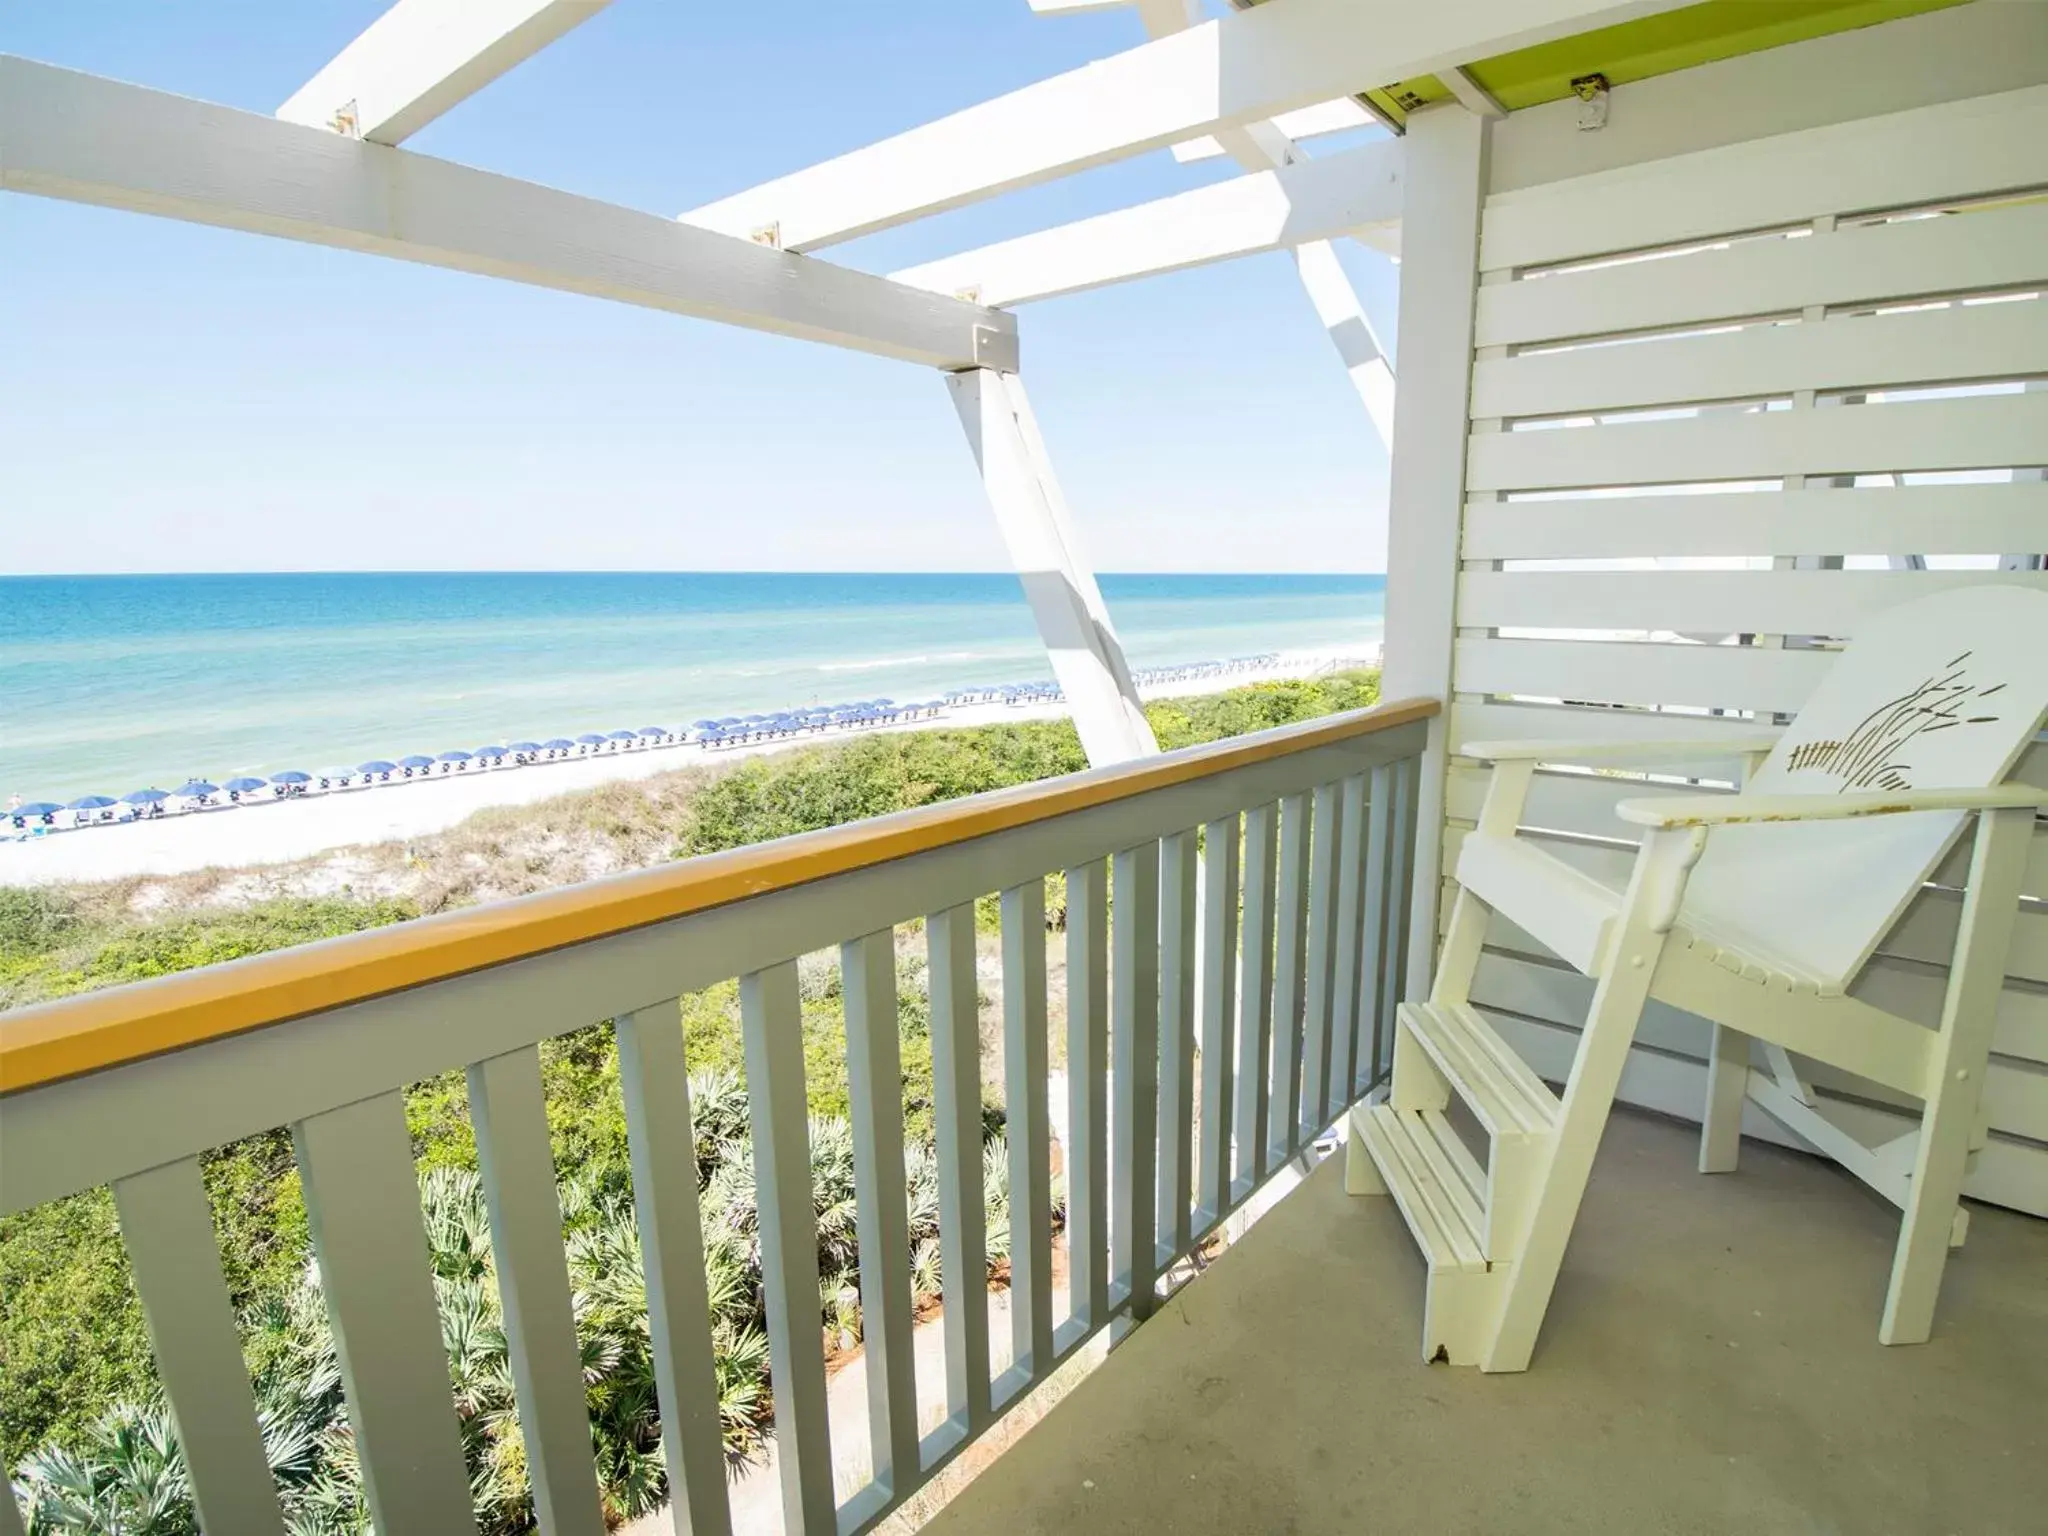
1786,652 -> 2007,792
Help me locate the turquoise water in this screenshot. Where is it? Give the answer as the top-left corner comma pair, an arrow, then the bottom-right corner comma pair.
0,572 -> 1384,803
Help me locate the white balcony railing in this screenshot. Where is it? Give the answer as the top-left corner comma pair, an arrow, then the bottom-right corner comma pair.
0,699 -> 1434,1536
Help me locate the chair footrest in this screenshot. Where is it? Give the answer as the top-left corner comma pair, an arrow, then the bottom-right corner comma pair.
1400,1002 -> 1560,1140
1351,1104 -> 1488,1274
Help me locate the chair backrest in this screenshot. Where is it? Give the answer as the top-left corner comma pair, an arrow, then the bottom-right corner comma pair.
1682,585 -> 2048,986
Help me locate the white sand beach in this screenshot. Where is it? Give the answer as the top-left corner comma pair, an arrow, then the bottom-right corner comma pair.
0,648 -> 1377,885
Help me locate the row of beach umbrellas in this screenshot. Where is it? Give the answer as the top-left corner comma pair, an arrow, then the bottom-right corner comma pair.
11,698 -> 951,827
14,654 -> 1280,831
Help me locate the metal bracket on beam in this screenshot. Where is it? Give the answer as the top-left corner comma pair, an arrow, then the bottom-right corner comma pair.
972,323 -> 1021,374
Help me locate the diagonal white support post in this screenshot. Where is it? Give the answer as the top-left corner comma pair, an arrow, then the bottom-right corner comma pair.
1293,239 -> 1396,444
946,369 -> 1158,765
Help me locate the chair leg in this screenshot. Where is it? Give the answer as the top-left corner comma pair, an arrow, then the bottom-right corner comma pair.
1879,805 -> 2030,1345
1481,953 -> 1659,1371
1481,829 -> 1698,1372
1699,1024 -> 1750,1174
1879,1103 -> 1978,1345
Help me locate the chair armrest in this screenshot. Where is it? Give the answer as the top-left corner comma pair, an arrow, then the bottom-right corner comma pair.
1461,734 -> 1780,766
1616,785 -> 2048,830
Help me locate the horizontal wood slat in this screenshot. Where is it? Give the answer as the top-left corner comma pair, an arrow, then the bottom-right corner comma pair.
1479,83 -> 2048,271
1448,700 -> 1771,783
1466,392 -> 2048,493
1453,636 -> 1834,717
1444,762 -> 1727,833
1458,567 -> 2048,637
1854,959 -> 2048,1070
1463,482 -> 2048,561
1472,300 -> 2048,422
1475,200 -> 2048,350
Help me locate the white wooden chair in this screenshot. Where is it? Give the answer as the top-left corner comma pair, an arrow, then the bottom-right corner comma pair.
1347,586 -> 2048,1372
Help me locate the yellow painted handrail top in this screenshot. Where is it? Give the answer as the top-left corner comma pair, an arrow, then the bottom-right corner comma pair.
0,697 -> 1437,1094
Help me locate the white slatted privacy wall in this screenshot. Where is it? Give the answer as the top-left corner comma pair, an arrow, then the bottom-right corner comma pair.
1451,84 -> 2048,1216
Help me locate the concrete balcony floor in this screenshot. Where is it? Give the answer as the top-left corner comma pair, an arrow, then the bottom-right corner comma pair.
923,1107 -> 2047,1535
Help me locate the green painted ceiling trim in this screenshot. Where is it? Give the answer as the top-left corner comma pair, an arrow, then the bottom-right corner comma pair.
1358,0 -> 1973,129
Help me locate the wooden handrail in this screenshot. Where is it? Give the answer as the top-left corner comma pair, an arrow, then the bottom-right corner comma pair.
0,698 -> 1436,1094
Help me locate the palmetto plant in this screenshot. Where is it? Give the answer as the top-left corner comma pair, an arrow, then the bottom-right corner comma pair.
13,1072 -> 1039,1535
16,1406 -> 193,1536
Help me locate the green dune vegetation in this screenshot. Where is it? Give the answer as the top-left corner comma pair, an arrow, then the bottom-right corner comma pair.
0,670 -> 1379,1533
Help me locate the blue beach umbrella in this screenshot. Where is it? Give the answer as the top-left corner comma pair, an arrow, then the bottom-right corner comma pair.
508,741 -> 542,754
576,733 -> 607,744
715,717 -> 742,727
639,727 -> 666,738
399,755 -> 434,769
544,738 -> 576,751
225,777 -> 268,793
69,795 -> 118,810
14,801 -> 62,817
438,750 -> 472,763
359,760 -> 397,774
271,771 -> 312,785
691,719 -> 720,730
175,780 -> 220,797
123,788 -> 171,805
607,729 -> 637,741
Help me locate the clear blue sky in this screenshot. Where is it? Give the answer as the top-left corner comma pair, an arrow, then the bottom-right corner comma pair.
0,1 -> 1399,576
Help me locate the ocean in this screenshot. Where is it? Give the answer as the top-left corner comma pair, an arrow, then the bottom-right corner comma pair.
0,572 -> 1385,804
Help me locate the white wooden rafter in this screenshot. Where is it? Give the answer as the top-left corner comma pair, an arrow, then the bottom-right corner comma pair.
1120,0 -> 1400,441
890,138 -> 1401,307
680,0 -> 1691,252
1173,97 -> 1377,163
1016,0 -> 1401,439
0,56 -> 1017,372
278,0 -> 614,146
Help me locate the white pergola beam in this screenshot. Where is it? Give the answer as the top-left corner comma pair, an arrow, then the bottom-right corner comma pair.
0,57 -> 1017,372
1122,0 -> 1398,443
892,138 -> 1401,307
683,0 -> 1691,251
278,0 -> 613,146
1172,97 -> 1375,163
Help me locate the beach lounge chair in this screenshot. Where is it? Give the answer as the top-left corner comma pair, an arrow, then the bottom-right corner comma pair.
1349,587 -> 2048,1372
